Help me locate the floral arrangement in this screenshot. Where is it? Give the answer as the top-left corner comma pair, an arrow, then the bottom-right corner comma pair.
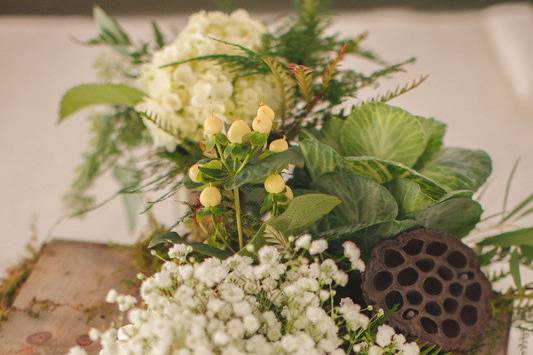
58,1 -> 532,354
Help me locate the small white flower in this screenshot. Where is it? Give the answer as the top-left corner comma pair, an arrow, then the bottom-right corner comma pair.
67,346 -> 88,355
105,289 -> 118,303
309,239 -> 328,255
295,234 -> 312,250
368,345 -> 383,355
375,324 -> 395,347
168,243 -> 193,262
402,342 -> 420,355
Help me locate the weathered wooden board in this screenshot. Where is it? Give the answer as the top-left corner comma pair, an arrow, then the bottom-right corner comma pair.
0,240 -> 139,355
0,239 -> 511,355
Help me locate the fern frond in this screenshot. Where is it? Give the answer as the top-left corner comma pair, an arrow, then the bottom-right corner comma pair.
264,224 -> 289,251
261,56 -> 296,122
138,110 -> 182,141
289,64 -> 314,103
488,269 -> 511,283
358,57 -> 416,89
365,74 -> 429,103
160,37 -> 268,77
321,43 -> 348,89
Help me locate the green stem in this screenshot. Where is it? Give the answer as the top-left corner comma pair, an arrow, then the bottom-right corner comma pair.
233,188 -> 244,249
215,142 -> 230,171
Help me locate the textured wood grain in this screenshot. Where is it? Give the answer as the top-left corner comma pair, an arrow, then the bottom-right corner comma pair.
0,240 -> 139,355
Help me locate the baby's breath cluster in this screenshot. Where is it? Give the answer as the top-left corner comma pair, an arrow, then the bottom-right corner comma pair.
187,105 -> 291,249
68,238 -> 419,355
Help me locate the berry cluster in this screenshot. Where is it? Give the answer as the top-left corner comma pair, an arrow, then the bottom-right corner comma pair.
186,104 -> 292,249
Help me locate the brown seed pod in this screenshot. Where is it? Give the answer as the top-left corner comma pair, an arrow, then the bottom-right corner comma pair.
362,228 -> 492,352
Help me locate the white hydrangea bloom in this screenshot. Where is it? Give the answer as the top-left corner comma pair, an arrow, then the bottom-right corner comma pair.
136,9 -> 282,150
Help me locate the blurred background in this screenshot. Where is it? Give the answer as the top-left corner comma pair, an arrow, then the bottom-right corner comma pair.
0,1 -> 532,348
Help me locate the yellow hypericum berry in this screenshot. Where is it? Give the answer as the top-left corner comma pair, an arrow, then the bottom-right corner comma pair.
269,138 -> 288,153
252,115 -> 272,134
227,120 -> 251,143
199,185 -> 222,207
285,186 -> 294,201
188,163 -> 201,183
264,174 -> 285,194
204,115 -> 224,135
203,159 -> 222,170
257,104 -> 275,121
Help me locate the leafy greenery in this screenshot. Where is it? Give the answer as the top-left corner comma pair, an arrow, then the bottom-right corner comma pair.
267,193 -> 341,236
59,84 -> 145,121
340,103 -> 427,166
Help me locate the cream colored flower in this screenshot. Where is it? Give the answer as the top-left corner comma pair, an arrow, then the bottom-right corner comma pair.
136,9 -> 281,150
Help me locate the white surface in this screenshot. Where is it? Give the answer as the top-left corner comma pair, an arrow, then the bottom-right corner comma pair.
0,3 -> 532,351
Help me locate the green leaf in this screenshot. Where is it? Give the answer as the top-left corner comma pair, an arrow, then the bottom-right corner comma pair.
501,193 -> 533,223
414,117 -> 447,169
340,103 -> 426,167
478,247 -> 499,266
267,193 -> 341,236
386,178 -> 435,218
148,231 -> 181,248
225,147 -> 304,189
93,6 -> 130,45
239,224 -> 267,257
299,134 -> 345,180
344,157 -> 447,200
413,197 -> 482,237
148,231 -> 230,259
113,161 -> 141,233
521,245 -> 533,260
509,250 -> 522,288
478,227 -> 533,248
419,147 -> 492,192
321,116 -> 345,152
151,21 -> 165,48
59,84 -> 145,121
189,242 -> 231,259
313,172 -> 398,228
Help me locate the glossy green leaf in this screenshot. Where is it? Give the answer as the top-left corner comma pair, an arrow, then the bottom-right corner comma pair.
340,103 -> 426,166
344,156 -> 447,200
59,84 -> 145,121
413,197 -> 482,237
299,134 -> 345,180
419,147 -> 492,192
225,147 -> 304,189
148,231 -> 181,248
386,178 -> 435,217
313,172 -> 398,228
478,227 -> 533,248
509,250 -> 522,288
267,193 -> 341,236
414,116 -> 447,169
